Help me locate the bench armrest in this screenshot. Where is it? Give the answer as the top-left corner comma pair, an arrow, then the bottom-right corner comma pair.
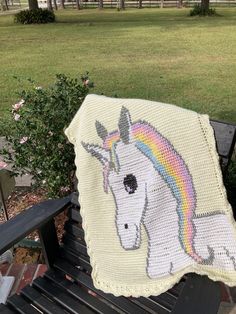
0,195 -> 71,256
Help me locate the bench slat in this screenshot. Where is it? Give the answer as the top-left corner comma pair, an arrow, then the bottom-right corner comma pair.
70,208 -> 82,224
131,297 -> 171,314
210,120 -> 236,160
64,221 -> 85,242
54,258 -> 153,314
44,269 -> 120,314
59,247 -> 92,273
21,285 -> 67,314
0,304 -> 17,314
32,277 -> 94,314
63,234 -> 89,260
7,294 -> 40,314
148,293 -> 176,310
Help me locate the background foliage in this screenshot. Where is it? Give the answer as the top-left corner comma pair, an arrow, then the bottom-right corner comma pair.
1,73 -> 93,197
14,8 -> 55,24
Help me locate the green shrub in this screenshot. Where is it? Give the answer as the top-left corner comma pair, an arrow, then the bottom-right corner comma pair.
190,4 -> 216,16
14,8 -> 55,24
1,73 -> 94,197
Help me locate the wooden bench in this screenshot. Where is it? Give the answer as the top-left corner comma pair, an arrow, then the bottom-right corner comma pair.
0,119 -> 235,314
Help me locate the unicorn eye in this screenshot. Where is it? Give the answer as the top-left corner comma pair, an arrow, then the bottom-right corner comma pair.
123,174 -> 138,194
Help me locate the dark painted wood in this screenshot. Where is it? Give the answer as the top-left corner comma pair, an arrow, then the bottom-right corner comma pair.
7,294 -> 40,314
210,120 -> 236,171
64,220 -> 85,241
38,219 -> 60,268
45,269 -> 119,314
172,273 -> 221,314
32,276 -> 94,314
71,192 -> 80,207
0,304 -> 16,314
62,233 -> 89,259
21,285 -> 67,314
0,196 -> 71,255
210,120 -> 236,159
54,258 -> 150,314
70,208 -> 82,224
167,281 -> 185,298
149,292 -> 176,310
131,297 -> 170,314
59,247 -> 92,273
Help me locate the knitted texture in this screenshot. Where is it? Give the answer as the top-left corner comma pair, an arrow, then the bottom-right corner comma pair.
65,94 -> 236,297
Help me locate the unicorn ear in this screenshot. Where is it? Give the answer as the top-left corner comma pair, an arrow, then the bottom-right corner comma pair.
118,106 -> 133,144
81,142 -> 111,166
95,120 -> 108,141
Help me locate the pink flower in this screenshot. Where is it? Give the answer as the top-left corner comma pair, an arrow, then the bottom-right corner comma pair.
12,103 -> 21,111
12,99 -> 24,112
14,113 -> 20,121
20,137 -> 28,144
0,161 -> 7,169
60,186 -> 70,193
83,79 -> 89,86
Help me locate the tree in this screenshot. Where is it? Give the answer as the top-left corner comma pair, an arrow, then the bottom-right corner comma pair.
117,0 -> 124,10
178,0 -> 183,8
99,0 -> 103,9
47,0 -> 53,10
201,0 -> 209,13
28,0 -> 39,9
53,0 -> 57,10
61,0 -> 65,8
75,0 -> 81,9
1,0 -> 9,10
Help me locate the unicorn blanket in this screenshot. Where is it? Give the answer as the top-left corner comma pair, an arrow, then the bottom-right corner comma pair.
65,94 -> 236,297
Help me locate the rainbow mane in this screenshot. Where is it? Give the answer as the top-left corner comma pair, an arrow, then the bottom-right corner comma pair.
102,120 -> 200,262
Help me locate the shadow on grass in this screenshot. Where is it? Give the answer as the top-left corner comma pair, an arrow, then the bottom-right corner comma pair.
54,8 -> 236,29
1,8 -> 236,30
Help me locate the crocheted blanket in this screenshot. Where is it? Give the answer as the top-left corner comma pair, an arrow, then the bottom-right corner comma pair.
65,94 -> 236,297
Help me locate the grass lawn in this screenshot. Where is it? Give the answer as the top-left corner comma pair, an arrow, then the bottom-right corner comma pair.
1,8 -> 236,125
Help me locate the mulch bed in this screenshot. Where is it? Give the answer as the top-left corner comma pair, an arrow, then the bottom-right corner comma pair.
0,188 -> 68,264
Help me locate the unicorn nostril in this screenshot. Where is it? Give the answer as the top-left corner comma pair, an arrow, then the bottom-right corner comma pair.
124,224 -> 128,229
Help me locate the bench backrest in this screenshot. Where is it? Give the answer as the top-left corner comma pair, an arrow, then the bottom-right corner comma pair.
210,120 -> 236,173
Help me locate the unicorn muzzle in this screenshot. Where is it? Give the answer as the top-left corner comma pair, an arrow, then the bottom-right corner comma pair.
116,223 -> 141,250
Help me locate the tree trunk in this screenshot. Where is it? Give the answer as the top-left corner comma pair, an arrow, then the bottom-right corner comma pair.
178,0 -> 182,8
98,0 -> 103,9
61,0 -> 65,8
117,0 -> 124,10
53,0 -> 57,9
138,0 -> 142,8
28,0 -> 38,9
4,0 -> 9,9
1,0 -> 9,10
75,0 -> 80,9
47,0 -> 53,10
201,0 -> 209,12
76,0 -> 81,10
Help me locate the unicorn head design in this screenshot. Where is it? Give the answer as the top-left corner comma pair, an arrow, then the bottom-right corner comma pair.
82,107 -> 215,278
